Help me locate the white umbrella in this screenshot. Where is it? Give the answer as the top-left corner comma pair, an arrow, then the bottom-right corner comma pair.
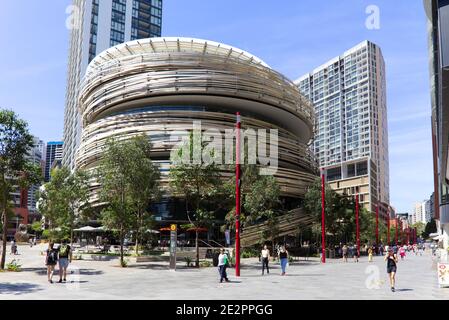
73,226 -> 96,232
145,229 -> 160,234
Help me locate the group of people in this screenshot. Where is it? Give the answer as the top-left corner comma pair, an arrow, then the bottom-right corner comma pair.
217,244 -> 290,283
44,240 -> 72,284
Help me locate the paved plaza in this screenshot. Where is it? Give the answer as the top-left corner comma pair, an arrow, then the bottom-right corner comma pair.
0,244 -> 448,300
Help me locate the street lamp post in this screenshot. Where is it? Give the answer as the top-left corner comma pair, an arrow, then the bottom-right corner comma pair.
321,168 -> 326,263
235,112 -> 241,277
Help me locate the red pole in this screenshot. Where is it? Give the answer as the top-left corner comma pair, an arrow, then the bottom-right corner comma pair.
321,169 -> 326,263
395,218 -> 398,245
387,216 -> 390,245
375,203 -> 379,247
235,112 -> 241,277
356,194 -> 360,256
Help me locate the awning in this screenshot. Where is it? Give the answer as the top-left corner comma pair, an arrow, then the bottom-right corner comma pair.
432,234 -> 443,240
73,226 -> 97,232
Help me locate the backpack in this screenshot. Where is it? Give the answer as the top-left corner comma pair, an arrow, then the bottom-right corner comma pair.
47,250 -> 58,264
59,245 -> 69,257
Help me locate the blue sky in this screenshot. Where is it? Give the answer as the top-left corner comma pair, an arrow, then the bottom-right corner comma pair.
0,0 -> 432,213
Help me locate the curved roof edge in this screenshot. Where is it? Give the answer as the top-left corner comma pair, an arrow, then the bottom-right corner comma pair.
89,37 -> 271,70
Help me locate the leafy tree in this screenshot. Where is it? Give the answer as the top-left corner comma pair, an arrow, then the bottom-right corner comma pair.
411,221 -> 426,239
126,136 -> 160,255
169,132 -> 222,267
97,136 -> 160,266
38,167 -> 91,243
423,218 -> 437,239
0,110 -> 42,269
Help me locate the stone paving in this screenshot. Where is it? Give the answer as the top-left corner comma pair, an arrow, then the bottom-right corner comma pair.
0,244 -> 448,300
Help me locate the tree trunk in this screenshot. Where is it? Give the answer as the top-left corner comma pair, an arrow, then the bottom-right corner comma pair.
1,205 -> 7,269
195,230 -> 199,268
135,212 -> 141,256
120,228 -> 124,267
70,227 -> 74,247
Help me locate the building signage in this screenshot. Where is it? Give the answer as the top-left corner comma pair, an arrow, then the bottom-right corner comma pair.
437,262 -> 449,287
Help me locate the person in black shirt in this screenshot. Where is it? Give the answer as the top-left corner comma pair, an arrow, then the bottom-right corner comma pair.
279,246 -> 289,275
58,239 -> 72,283
384,248 -> 398,292
45,243 -> 58,284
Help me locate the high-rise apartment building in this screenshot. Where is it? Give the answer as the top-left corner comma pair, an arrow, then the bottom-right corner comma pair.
424,0 -> 449,254
63,0 -> 163,170
44,142 -> 64,182
295,40 -> 390,218
27,137 -> 45,214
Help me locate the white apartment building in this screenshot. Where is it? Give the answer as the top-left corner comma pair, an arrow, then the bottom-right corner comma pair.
295,40 -> 390,217
63,0 -> 163,170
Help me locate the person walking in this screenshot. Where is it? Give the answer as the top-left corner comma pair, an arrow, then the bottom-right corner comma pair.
342,244 -> 348,263
10,240 -> 17,255
368,246 -> 373,262
217,249 -> 230,283
261,245 -> 270,275
379,244 -> 384,256
351,244 -> 359,263
399,246 -> 406,260
279,246 -> 289,275
45,243 -> 59,284
385,248 -> 398,292
58,239 -> 72,283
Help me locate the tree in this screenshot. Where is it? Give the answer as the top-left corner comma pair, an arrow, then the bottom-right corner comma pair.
126,136 -> 160,255
38,167 -> 91,244
411,222 -> 426,240
303,178 -> 355,245
0,109 -> 42,269
97,136 -> 160,266
423,218 -> 437,239
169,132 -> 222,267
241,166 -> 282,252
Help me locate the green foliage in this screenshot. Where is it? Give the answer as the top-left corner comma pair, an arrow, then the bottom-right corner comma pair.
423,218 -> 437,239
412,221 -> 426,239
6,259 -> 21,272
97,136 -> 160,265
303,178 -> 382,246
37,167 -> 91,243
184,256 -> 193,267
241,248 -> 259,258
169,132 -> 223,267
0,109 -> 43,269
31,221 -> 42,233
41,229 -> 50,239
199,260 -> 212,268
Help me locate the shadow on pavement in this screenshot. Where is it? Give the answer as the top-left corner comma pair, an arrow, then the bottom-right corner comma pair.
0,283 -> 43,295
20,268 -> 103,276
396,288 -> 413,292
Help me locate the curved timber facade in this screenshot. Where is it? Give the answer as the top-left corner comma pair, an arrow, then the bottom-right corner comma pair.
76,37 -> 317,209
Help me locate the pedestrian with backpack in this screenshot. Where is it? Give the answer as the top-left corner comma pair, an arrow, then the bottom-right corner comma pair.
58,239 -> 71,283
45,242 -> 58,283
218,248 -> 230,283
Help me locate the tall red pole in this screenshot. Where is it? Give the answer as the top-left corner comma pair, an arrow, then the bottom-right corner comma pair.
235,112 -> 241,276
321,169 -> 326,263
395,218 -> 398,245
375,203 -> 379,247
356,194 -> 360,257
387,217 -> 390,245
